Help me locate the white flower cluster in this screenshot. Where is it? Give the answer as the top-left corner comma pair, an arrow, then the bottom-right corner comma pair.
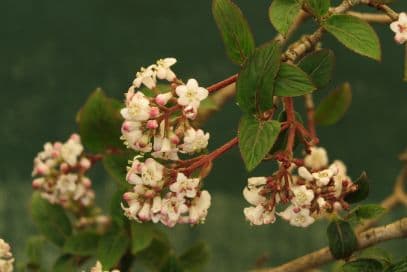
243,147 -> 355,228
0,239 -> 14,272
391,12 -> 407,44
32,134 -> 95,208
122,158 -> 211,227
121,58 -> 210,161
90,261 -> 119,272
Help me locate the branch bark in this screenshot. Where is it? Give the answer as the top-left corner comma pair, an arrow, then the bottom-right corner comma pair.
252,217 -> 407,272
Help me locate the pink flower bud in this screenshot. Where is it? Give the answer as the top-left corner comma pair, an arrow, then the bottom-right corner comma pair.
122,121 -> 131,133
293,207 -> 301,213
169,132 -> 180,145
80,158 -> 91,170
155,92 -> 172,106
36,164 -> 49,175
150,107 -> 160,118
70,133 -> 80,142
32,178 -> 44,188
82,177 -> 92,188
123,192 -> 134,202
60,163 -> 69,173
146,120 -> 158,129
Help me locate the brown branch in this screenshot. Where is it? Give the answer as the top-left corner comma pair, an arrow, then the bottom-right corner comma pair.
346,11 -> 393,23
252,217 -> 407,272
304,94 -> 316,140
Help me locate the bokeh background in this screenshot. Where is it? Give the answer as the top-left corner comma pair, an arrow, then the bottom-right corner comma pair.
1,0 -> 406,271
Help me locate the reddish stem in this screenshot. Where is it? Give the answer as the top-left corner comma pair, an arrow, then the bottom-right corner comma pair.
183,137 -> 238,175
207,74 -> 238,93
284,98 -> 296,153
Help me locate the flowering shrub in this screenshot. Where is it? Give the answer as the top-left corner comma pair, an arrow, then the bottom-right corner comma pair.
3,0 -> 407,271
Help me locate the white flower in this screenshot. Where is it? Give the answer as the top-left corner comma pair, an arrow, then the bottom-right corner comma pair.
156,58 -> 177,81
152,136 -> 179,161
140,158 -> 164,187
390,13 -> 407,44
304,146 -> 329,170
176,79 -> 208,109
291,185 -> 314,207
183,105 -> 198,120
243,187 -> 266,206
60,136 -> 83,166
56,174 -> 77,194
121,91 -> 152,121
247,177 -> 267,187
0,239 -> 14,272
317,197 -> 327,209
330,161 -> 350,198
278,206 -> 315,227
181,128 -> 210,153
189,190 -> 211,224
312,168 -> 335,186
90,261 -> 120,272
170,173 -> 200,198
298,166 -> 314,181
160,195 -> 188,227
133,65 -> 157,89
244,205 -> 276,225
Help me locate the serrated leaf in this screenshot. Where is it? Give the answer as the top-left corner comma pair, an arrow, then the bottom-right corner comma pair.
299,49 -> 335,88
323,15 -> 381,61
179,242 -> 210,272
269,0 -> 302,35
274,63 -> 316,97
342,258 -> 383,272
103,151 -> 134,188
238,114 -> 281,171
236,41 -> 281,114
97,230 -> 129,269
53,255 -> 76,272
212,0 -> 255,65
304,0 -> 330,18
78,89 -> 123,153
31,193 -> 72,247
327,219 -> 358,259
345,172 -> 369,204
315,82 -> 352,126
63,231 -> 99,256
130,222 -> 154,255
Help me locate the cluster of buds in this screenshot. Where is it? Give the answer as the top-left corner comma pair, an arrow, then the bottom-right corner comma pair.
243,147 -> 357,227
120,57 -> 210,160
390,12 -> 407,44
31,134 -> 95,210
90,261 -> 119,272
0,239 -> 14,272
122,157 -> 211,227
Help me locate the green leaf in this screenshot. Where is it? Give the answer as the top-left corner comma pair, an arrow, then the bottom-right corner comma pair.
238,114 -> 281,171
350,204 -> 385,221
358,247 -> 393,265
327,219 -> 358,259
130,222 -> 154,255
97,230 -> 129,269
304,0 -> 330,18
236,41 -> 281,114
298,49 -> 335,88
110,189 -> 128,227
342,258 -> 383,272
315,82 -> 352,126
78,88 -> 124,153
274,63 -> 316,97
212,0 -> 255,65
103,151 -> 134,187
323,15 -> 381,61
63,231 -> 99,256
160,255 -> 184,272
137,232 -> 171,270
31,193 -> 72,247
179,242 -> 210,272
25,236 -> 45,268
345,172 -> 369,204
385,257 -> 407,272
269,0 -> 302,35
53,255 -> 76,272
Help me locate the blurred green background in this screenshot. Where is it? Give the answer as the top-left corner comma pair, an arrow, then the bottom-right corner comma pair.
1,0 -> 406,271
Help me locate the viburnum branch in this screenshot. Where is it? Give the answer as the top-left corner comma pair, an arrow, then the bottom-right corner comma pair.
361,0 -> 399,21
346,11 -> 393,23
304,94 -> 317,141
251,217 -> 407,272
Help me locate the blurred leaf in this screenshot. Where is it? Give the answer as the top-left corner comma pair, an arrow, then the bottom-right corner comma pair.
298,49 -> 335,89
385,257 -> 407,272
359,247 -> 393,265
274,63 -> 316,97
327,219 -> 358,259
315,82 -> 352,126
323,15 -> 381,61
25,236 -> 45,268
110,189 -> 128,227
53,255 -> 76,272
160,255 -> 184,272
130,222 -> 154,255
78,88 -> 123,153
179,242 -> 210,272
268,0 -> 302,35
212,0 -> 255,65
404,44 -> 407,82
31,193 -> 72,247
63,231 -> 99,256
137,231 -> 172,270
345,172 -> 369,204
238,114 -> 281,171
304,0 -> 330,18
342,258 -> 383,272
349,204 -> 385,225
236,41 -> 281,114
97,230 -> 129,269
103,151 -> 134,187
